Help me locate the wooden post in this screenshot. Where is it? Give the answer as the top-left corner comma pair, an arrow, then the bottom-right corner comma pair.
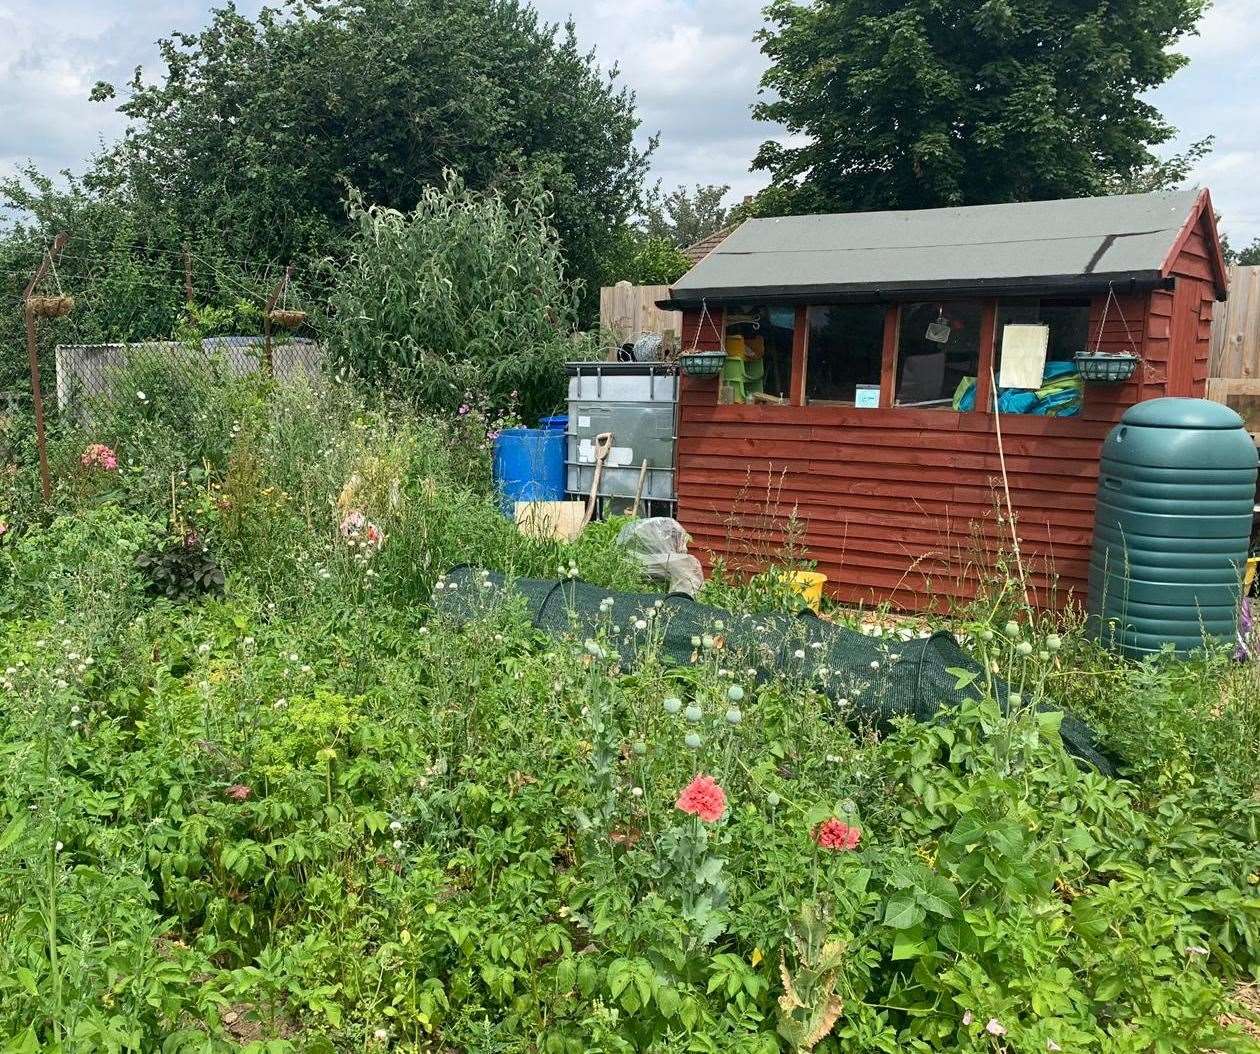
22,232 -> 70,504
790,305 -> 809,406
262,264 -> 293,376
974,298 -> 999,413
878,304 -> 901,408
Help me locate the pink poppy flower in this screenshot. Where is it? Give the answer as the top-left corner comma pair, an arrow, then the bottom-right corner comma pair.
225,784 -> 252,802
813,818 -> 861,851
675,774 -> 727,823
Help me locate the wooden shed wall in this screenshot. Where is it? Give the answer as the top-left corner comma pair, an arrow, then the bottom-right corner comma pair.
675,283 -> 1205,612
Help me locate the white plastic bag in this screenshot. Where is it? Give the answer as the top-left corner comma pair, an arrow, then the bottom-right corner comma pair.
616,517 -> 705,595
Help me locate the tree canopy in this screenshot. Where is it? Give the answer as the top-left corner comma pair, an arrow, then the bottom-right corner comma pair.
643,184 -> 732,249
84,0 -> 651,313
752,0 -> 1208,214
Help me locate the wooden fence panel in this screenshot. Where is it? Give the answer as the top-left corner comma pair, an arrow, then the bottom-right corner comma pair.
599,282 -> 681,344
1210,264 -> 1260,378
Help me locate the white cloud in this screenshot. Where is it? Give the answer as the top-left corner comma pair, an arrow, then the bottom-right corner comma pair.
0,0 -> 1254,243
1180,0 -> 1260,60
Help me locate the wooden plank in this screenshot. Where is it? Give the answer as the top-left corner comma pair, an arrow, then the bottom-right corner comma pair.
974,298 -> 997,413
790,305 -> 808,406
879,304 -> 900,409
600,283 -> 680,344
1210,265 -> 1260,379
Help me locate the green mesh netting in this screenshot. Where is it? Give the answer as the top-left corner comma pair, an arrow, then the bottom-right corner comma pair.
433,567 -> 1115,776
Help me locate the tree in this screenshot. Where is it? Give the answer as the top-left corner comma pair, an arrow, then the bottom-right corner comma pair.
1222,234 -> 1260,267
752,0 -> 1208,214
598,228 -> 692,285
643,184 -> 732,248
0,164 -> 272,391
86,0 -> 651,315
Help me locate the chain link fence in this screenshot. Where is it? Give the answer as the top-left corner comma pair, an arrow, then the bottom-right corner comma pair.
52,335 -> 325,418
1,335 -> 326,507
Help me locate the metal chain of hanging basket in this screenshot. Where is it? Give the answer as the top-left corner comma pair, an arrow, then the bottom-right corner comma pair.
676,299 -> 726,376
1074,285 -> 1140,383
25,245 -> 75,319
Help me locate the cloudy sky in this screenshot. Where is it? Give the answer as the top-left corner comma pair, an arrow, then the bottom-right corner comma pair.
1,0 -> 1257,243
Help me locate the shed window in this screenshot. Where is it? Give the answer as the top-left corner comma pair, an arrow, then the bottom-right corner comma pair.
895,301 -> 984,409
805,305 -> 885,404
983,297 -> 1089,416
996,298 -> 1090,364
721,305 -> 795,404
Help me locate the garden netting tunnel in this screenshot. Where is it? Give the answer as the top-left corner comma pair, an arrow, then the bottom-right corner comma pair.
432,567 -> 1115,776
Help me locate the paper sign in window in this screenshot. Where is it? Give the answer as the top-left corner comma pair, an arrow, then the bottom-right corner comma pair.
999,324 -> 1050,389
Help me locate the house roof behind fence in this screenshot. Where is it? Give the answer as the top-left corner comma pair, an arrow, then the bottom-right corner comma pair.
663,189 -> 1223,306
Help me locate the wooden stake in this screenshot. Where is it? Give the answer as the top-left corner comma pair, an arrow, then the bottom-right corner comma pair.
262,264 -> 293,376
631,459 -> 648,517
22,232 -> 70,504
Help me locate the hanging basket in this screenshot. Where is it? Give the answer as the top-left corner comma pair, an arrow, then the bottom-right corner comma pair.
26,295 -> 74,319
677,351 -> 727,377
1074,352 -> 1139,384
268,308 -> 307,330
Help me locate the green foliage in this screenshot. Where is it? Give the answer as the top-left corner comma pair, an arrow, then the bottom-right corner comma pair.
85,0 -> 651,317
601,229 -> 693,286
134,532 -> 226,601
1224,235 -> 1260,267
643,184 -> 732,249
0,165 -> 277,392
323,177 -> 580,423
753,0 -> 1208,213
0,377 -> 1257,1051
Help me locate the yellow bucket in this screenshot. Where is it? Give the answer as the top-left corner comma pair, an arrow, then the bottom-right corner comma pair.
1246,556 -> 1260,594
787,571 -> 828,613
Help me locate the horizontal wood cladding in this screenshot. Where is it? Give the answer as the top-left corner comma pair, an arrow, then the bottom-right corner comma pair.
672,274 -> 1200,608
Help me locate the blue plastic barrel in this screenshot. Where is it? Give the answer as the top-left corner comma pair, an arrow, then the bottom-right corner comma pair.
492,427 -> 566,514
539,415 -> 568,433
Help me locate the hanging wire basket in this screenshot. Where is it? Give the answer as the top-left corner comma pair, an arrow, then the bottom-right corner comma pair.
26,295 -> 74,319
1074,351 -> 1139,384
268,308 -> 307,330
678,351 -> 727,377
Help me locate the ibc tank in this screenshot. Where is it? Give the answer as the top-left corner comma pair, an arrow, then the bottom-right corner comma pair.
1087,398 -> 1258,657
492,428 -> 566,515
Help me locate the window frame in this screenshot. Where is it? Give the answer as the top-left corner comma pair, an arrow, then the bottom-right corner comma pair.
711,297 -> 1016,415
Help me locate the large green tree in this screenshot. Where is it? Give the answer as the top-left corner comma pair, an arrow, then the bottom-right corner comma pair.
85,0 -> 651,312
751,0 -> 1208,213
643,183 -> 732,248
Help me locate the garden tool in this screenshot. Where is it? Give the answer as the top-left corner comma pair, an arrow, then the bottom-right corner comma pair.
582,431 -> 613,528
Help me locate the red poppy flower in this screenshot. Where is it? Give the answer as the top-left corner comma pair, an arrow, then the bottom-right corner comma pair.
813,818 -> 860,851
675,774 -> 727,823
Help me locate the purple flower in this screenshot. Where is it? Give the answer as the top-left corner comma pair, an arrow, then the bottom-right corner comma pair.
458,404 -> 471,416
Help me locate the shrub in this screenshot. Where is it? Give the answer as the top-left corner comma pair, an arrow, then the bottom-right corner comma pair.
323,173 -> 581,423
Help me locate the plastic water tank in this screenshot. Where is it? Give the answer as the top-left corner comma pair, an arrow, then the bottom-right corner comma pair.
538,415 -> 568,433
1087,398 -> 1258,656
492,427 -> 566,515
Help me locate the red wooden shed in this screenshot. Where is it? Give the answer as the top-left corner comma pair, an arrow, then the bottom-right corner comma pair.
659,189 -> 1229,611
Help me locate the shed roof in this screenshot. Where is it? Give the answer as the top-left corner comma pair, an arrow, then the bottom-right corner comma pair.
663,189 -> 1226,306
681,225 -> 736,267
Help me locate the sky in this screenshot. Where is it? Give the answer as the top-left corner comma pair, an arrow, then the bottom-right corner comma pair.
1,0 -> 1258,244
